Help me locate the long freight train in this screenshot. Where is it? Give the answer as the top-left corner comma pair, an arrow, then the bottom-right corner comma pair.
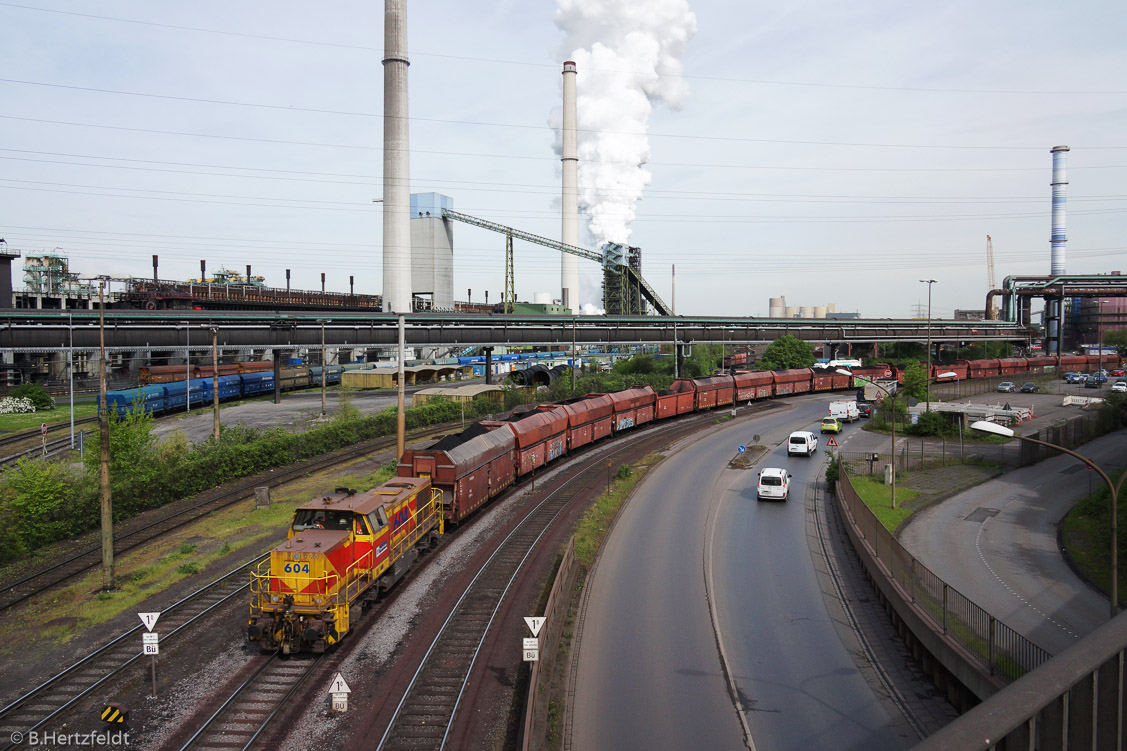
245,351 -> 1121,653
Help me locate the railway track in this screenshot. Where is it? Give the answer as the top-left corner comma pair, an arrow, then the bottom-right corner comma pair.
0,425 -> 449,614
375,417 -> 708,751
0,416 -> 97,467
178,653 -> 322,751
0,557 -> 264,751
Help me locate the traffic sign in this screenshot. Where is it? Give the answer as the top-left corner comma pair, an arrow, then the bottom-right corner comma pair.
737,445 -> 746,454
826,436 -> 838,448
143,642 -> 158,656
329,673 -> 351,695
523,638 -> 539,651
138,612 -> 160,631
523,648 -> 539,662
524,617 -> 545,637
142,632 -> 159,645
40,423 -> 47,435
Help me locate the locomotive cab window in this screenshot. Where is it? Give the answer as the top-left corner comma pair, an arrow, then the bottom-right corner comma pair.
367,507 -> 389,532
353,514 -> 372,536
292,509 -> 352,531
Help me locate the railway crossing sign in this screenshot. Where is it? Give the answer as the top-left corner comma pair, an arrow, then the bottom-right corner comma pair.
826,437 -> 839,448
524,617 -> 545,638
329,672 -> 351,712
40,423 -> 47,435
138,612 -> 160,631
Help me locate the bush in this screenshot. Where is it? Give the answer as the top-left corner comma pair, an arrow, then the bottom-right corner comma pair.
0,396 -> 36,414
905,410 -> 956,438
825,454 -> 841,485
10,384 -> 55,411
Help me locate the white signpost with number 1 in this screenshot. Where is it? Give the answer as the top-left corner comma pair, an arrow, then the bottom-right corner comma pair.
139,612 -> 160,697
523,617 -> 545,662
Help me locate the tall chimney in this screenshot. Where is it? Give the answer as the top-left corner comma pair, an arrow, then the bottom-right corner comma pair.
246,264 -> 252,283
152,254 -> 158,282
286,269 -> 291,291
382,0 -> 412,312
561,61 -> 580,313
1050,145 -> 1069,275
321,272 -> 326,293
350,275 -> 355,295
200,260 -> 206,281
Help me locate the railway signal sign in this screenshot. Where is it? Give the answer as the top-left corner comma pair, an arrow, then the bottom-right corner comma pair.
40,423 -> 47,435
101,703 -> 127,725
524,617 -> 545,638
138,612 -> 160,631
329,672 -> 351,712
142,632 -> 159,655
523,647 -> 539,662
826,437 -> 838,448
523,638 -> 539,651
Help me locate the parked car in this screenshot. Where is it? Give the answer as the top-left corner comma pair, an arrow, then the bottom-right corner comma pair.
787,431 -> 818,456
1113,381 -> 1127,393
1112,369 -> 1125,377
1065,372 -> 1083,383
1019,382 -> 1039,393
820,417 -> 842,434
997,381 -> 1016,392
756,467 -> 791,501
1085,377 -> 1102,389
857,401 -> 873,418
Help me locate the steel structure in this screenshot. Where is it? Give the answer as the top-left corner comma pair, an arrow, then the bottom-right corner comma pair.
0,310 -> 1030,353
441,209 -> 672,315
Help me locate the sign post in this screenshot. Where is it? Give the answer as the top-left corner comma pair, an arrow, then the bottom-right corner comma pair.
41,422 -> 47,455
329,673 -> 351,712
139,612 -> 161,697
523,617 -> 545,662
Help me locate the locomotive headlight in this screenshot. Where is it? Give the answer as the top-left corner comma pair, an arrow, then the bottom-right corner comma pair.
315,596 -> 324,605
292,552 -> 302,561
270,595 -> 280,603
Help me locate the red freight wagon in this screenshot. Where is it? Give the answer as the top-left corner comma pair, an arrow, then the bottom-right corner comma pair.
772,369 -> 812,396
734,371 -> 773,401
1058,354 -> 1087,371
484,405 -> 568,476
1024,356 -> 1057,373
240,361 -> 275,373
966,359 -> 1001,378
932,362 -> 968,380
609,386 -> 656,431
196,364 -> 241,379
139,364 -> 194,384
656,380 -> 696,419
560,393 -> 614,450
397,422 -> 516,523
810,368 -> 836,391
998,358 -> 1029,376
693,375 -> 735,409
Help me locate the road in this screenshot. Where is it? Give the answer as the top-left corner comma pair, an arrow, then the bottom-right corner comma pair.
570,395 -> 919,750
898,428 -> 1127,655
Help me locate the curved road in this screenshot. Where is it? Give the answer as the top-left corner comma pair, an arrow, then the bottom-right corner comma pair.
570,396 -> 919,750
899,428 -> 1127,655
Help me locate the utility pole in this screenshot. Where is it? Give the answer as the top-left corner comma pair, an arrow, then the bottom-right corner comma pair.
320,320 -> 328,417
920,279 -> 937,410
211,327 -> 220,440
98,281 -> 113,590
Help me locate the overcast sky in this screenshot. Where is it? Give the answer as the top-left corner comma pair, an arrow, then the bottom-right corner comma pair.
2,0 -> 1125,318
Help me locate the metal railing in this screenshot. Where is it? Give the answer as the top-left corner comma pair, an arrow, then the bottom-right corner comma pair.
837,468 -> 1051,682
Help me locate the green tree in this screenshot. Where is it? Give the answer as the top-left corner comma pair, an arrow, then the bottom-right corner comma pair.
1104,329 -> 1127,356
10,383 -> 55,410
899,361 -> 928,401
84,407 -> 161,516
757,335 -> 815,371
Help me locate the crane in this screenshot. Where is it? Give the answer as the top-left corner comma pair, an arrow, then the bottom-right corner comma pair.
986,235 -> 998,319
440,209 -> 671,316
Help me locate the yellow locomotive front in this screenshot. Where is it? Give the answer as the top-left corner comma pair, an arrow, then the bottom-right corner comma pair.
247,478 -> 442,653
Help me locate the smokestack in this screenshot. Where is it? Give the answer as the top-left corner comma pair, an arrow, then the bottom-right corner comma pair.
200,260 -> 206,281
321,272 -> 326,293
286,269 -> 290,291
350,275 -> 355,295
382,0 -> 412,313
561,61 -> 580,313
152,255 -> 158,282
1050,145 -> 1069,275
246,264 -> 252,283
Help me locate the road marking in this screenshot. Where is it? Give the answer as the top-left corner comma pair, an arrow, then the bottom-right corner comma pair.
975,498 -> 1078,641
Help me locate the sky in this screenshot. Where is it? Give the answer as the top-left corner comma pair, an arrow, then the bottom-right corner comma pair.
1,0 -> 1125,319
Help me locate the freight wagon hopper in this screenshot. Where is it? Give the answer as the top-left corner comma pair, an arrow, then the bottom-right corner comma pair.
609,386 -> 656,430
693,375 -> 735,409
398,422 -> 517,523
809,368 -> 851,392
656,379 -> 696,418
772,369 -> 812,396
482,404 -> 569,476
560,393 -> 614,450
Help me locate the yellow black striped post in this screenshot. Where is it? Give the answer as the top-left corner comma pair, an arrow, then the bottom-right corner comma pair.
100,703 -> 127,724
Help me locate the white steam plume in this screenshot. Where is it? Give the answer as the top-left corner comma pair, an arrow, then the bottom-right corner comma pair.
551,0 -> 697,247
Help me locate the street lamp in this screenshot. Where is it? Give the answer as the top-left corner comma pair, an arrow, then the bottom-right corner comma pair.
840,368 -> 956,508
920,279 -> 937,411
971,420 -> 1125,619
316,319 -> 328,417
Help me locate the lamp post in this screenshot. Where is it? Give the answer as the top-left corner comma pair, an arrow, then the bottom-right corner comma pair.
318,320 -> 328,417
210,326 -> 220,441
839,368 -> 955,508
971,421 -> 1124,619
97,281 -> 113,590
920,279 -> 937,411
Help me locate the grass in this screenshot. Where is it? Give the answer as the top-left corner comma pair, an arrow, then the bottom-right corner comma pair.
849,475 -> 917,533
573,453 -> 662,567
1061,469 -> 1126,604
0,402 -> 100,432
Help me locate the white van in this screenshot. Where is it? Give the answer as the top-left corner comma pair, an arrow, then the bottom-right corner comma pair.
829,400 -> 860,423
757,467 -> 791,501
787,431 -> 818,456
